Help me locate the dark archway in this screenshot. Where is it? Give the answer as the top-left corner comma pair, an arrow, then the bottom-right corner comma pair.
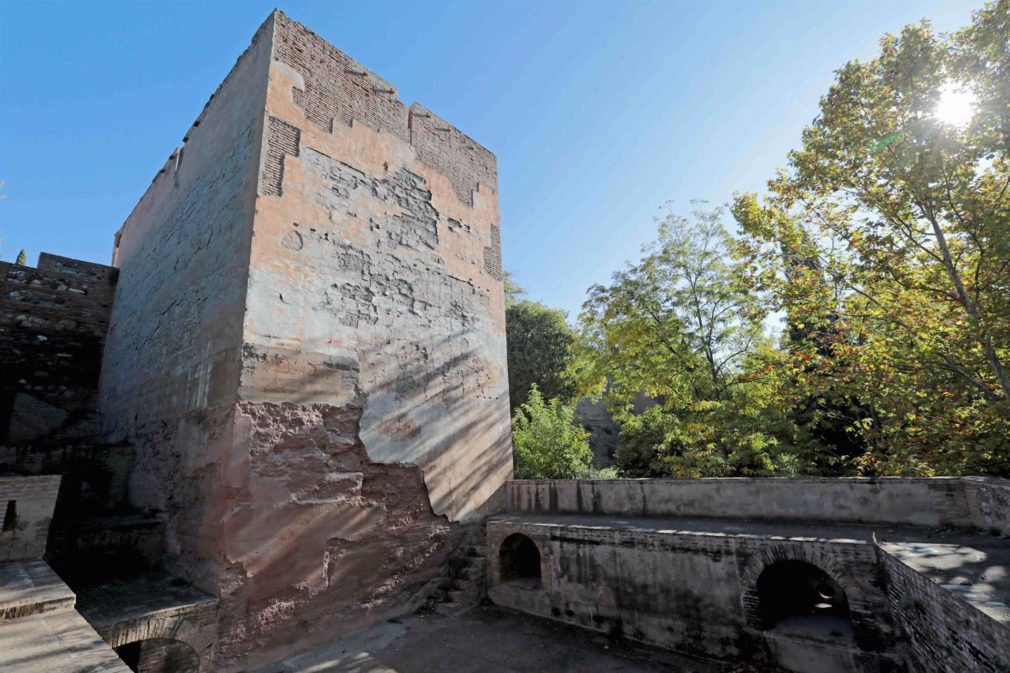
115,638 -> 199,673
499,533 -> 542,587
756,560 -> 851,633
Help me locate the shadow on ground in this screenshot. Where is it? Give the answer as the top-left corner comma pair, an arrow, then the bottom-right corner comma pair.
252,605 -> 783,673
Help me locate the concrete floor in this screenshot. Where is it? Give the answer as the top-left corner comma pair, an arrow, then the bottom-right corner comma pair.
251,605 -> 778,673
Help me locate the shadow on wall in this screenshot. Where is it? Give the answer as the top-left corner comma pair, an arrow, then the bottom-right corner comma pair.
266,327 -> 512,520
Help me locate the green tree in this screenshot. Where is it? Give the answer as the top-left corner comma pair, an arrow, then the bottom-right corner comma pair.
736,1 -> 1010,475
505,283 -> 577,411
14,249 -> 26,266
511,385 -> 592,479
572,204 -> 794,477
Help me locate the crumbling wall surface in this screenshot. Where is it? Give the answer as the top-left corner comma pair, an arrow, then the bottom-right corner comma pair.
507,478 -> 976,527
208,11 -> 511,670
216,401 -> 459,666
97,15 -> 274,593
0,254 -> 117,443
878,543 -> 1010,672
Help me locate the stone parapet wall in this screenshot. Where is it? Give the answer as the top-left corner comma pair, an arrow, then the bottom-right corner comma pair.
877,542 -> 1010,673
963,477 -> 1010,536
0,474 -> 62,561
0,254 -> 117,443
505,478 -> 996,529
487,516 -> 900,672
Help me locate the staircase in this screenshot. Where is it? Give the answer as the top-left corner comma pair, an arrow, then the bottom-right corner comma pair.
417,526 -> 489,617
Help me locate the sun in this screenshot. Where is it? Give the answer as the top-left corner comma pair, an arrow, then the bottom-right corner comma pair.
934,82 -> 977,127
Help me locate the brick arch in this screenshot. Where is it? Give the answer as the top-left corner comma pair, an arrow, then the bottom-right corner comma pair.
738,543 -> 868,631
99,613 -> 215,673
487,526 -> 550,590
115,637 -> 199,673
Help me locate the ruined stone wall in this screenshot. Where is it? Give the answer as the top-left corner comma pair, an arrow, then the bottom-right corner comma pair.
878,543 -> 1010,672
506,478 -> 978,528
206,12 -> 511,669
97,13 -> 274,598
0,254 -> 116,443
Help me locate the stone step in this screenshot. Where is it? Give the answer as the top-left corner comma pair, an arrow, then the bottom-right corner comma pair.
0,560 -> 77,622
0,607 -> 132,672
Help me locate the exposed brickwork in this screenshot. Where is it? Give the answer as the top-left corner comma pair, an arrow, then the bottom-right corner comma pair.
261,115 -> 301,197
0,254 -> 117,444
483,224 -> 503,280
273,12 -> 410,142
879,543 -> 1010,672
269,12 -> 497,208
408,103 -> 497,207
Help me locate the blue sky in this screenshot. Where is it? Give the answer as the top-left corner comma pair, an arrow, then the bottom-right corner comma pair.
0,0 -> 979,317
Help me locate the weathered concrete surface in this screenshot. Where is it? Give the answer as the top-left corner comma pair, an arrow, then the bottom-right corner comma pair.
486,513 -> 902,672
878,538 -> 1010,672
0,558 -> 130,672
506,478 -> 983,528
964,477 -> 1010,536
0,608 -> 132,673
0,560 -> 76,620
99,10 -> 511,671
248,605 -> 763,673
0,475 -> 61,561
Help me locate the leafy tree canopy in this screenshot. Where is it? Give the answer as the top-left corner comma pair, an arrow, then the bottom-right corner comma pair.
733,1 -> 1010,475
512,385 -> 593,479
505,276 -> 577,411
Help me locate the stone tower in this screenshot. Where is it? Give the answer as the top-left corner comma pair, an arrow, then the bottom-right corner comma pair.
98,11 -> 511,670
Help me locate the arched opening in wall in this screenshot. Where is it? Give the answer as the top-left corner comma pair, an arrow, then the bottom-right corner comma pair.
115,638 -> 199,673
756,560 -> 853,639
499,533 -> 542,588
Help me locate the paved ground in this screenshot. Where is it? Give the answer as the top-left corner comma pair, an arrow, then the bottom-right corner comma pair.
251,605 -> 772,673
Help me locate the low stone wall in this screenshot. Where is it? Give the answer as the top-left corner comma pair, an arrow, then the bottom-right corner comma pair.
486,516 -> 899,672
0,474 -> 61,561
877,542 -> 1010,673
506,478 -> 984,528
964,478 -> 1010,536
0,254 -> 117,444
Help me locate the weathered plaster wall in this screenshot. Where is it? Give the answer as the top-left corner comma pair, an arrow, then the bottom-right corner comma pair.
0,255 -> 116,443
486,518 -> 898,672
99,11 -> 511,671
206,13 -> 511,669
97,9 -> 273,608
506,478 -> 977,528
878,543 -> 1010,673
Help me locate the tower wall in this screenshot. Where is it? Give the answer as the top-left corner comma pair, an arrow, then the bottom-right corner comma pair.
99,11 -> 511,670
